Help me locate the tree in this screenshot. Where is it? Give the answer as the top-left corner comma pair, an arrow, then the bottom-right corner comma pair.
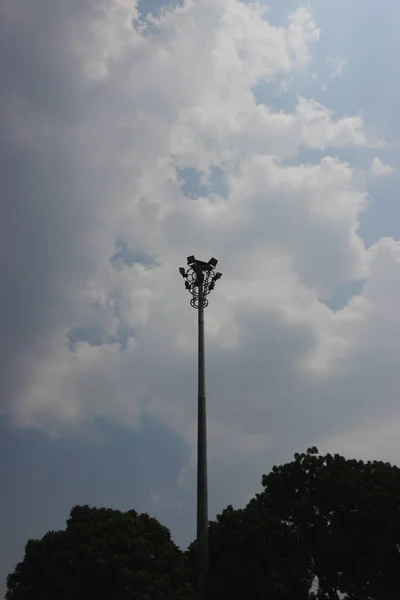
259,447 -> 400,599
204,502 -> 312,599
202,448 -> 400,599
7,450 -> 400,599
6,505 -> 194,600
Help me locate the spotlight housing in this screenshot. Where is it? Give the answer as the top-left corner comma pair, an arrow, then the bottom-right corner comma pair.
180,255 -> 222,309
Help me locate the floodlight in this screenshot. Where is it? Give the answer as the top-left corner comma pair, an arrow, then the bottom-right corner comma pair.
180,256 -> 222,309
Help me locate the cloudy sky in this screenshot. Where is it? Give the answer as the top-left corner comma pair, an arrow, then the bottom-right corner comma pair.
1,0 -> 400,590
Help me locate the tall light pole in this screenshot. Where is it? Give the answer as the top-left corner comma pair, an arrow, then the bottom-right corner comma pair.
179,256 -> 222,600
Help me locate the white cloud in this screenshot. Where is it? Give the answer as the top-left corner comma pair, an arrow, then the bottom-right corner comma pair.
370,156 -> 396,177
2,0 -> 400,507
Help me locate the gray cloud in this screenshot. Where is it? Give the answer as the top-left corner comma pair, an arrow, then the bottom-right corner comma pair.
1,0 -> 398,442
0,0 -> 102,411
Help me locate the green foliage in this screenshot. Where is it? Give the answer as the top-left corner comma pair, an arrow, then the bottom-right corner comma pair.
6,449 -> 400,600
205,502 -> 312,599
260,449 -> 400,599
6,505 -> 194,600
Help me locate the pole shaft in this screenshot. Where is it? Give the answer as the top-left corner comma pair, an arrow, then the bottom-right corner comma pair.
197,279 -> 208,599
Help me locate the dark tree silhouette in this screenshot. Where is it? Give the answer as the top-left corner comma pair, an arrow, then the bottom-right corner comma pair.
203,448 -> 400,599
7,449 -> 400,600
260,447 -> 400,599
204,501 -> 312,599
6,505 -> 194,600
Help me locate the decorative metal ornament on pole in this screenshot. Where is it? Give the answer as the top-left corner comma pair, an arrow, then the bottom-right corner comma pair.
179,256 -> 222,600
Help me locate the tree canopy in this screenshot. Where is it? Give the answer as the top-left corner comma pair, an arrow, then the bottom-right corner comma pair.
6,448 -> 400,599
204,447 -> 400,599
6,505 -> 194,600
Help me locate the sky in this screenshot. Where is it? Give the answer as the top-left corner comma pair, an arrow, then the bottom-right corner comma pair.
1,0 -> 400,592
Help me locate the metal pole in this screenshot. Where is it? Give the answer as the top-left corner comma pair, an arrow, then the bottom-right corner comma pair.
197,277 -> 208,600
179,256 -> 221,599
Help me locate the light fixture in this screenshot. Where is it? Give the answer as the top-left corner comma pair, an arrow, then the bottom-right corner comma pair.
181,255 -> 222,309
